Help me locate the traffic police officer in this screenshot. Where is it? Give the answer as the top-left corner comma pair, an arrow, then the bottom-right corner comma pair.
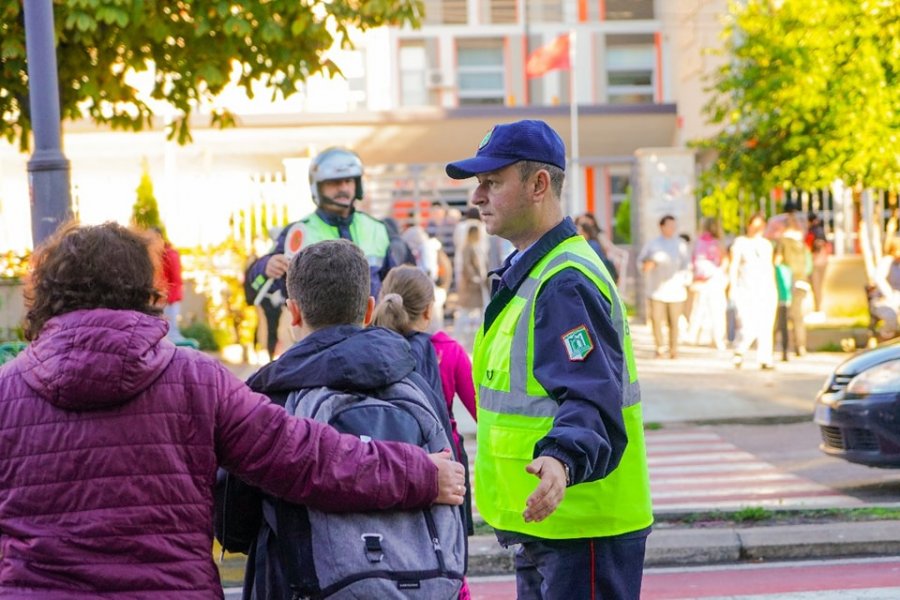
248,147 -> 394,304
446,120 -> 652,599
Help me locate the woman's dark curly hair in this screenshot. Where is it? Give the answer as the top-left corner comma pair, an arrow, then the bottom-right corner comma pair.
23,221 -> 163,340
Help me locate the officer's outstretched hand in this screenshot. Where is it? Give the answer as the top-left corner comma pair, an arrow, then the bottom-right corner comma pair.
429,450 -> 466,506
523,456 -> 567,522
265,254 -> 290,279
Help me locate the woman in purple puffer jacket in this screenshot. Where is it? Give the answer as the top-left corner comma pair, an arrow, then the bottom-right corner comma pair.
0,222 -> 464,599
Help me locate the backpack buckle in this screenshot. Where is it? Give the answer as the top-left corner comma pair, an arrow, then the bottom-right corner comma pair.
361,533 -> 384,563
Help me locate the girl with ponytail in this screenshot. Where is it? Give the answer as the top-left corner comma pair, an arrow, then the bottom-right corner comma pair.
372,266 -> 477,454
373,266 -> 477,600
372,266 -> 444,403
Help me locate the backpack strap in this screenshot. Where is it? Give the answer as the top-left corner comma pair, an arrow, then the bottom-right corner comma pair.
393,375 -> 456,457
271,498 -> 319,599
285,388 -> 307,416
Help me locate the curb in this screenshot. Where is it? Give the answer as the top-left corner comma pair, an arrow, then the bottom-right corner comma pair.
465,520 -> 900,575
666,414 -> 814,427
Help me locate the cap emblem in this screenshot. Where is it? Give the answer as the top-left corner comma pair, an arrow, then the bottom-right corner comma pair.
478,127 -> 494,150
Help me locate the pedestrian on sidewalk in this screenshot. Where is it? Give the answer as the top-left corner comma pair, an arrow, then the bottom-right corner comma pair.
455,220 -> 489,352
150,225 -> 187,343
446,119 -> 653,600
807,212 -> 830,313
870,236 -> 900,339
575,213 -> 619,284
774,213 -> 812,356
637,215 -> 691,358
775,262 -> 793,362
729,212 -> 778,369
0,222 -> 464,599
686,217 -> 728,350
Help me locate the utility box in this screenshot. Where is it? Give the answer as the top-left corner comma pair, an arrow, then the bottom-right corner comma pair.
632,147 -> 697,320
633,147 -> 697,247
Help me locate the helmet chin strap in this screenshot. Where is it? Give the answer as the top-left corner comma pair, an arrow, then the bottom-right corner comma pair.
317,193 -> 356,212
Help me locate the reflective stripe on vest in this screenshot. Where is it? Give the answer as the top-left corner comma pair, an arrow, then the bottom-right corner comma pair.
300,212 -> 390,269
473,235 -> 653,539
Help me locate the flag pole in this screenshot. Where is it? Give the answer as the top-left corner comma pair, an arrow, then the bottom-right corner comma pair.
568,28 -> 580,219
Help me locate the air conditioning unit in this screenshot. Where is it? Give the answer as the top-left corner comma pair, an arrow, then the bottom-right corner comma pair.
426,69 -> 451,89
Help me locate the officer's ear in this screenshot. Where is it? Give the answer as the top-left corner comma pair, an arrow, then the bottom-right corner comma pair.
530,168 -> 551,201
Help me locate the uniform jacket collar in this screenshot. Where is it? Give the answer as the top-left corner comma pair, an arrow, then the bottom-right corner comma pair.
315,207 -> 356,228
490,217 -> 578,295
484,218 -> 578,330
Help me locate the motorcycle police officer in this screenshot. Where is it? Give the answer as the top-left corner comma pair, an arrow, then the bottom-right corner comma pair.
248,147 -> 395,305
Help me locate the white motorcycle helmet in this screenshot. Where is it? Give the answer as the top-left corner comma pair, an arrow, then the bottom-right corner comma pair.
309,147 -> 364,207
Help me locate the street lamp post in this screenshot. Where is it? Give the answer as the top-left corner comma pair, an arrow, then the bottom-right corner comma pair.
23,0 -> 72,247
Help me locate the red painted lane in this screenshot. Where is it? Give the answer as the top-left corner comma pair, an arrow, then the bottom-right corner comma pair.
642,559 -> 900,599
468,576 -> 516,600
468,560 -> 900,599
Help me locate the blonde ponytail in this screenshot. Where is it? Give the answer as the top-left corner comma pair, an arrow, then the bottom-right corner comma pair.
372,266 -> 435,335
372,293 -> 413,335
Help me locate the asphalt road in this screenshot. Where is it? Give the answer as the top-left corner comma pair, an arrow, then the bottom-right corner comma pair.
708,420 -> 900,506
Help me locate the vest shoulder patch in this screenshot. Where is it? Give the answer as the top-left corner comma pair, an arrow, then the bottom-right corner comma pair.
561,325 -> 593,361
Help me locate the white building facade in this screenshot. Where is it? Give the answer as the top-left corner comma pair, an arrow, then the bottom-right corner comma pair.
0,0 -> 727,251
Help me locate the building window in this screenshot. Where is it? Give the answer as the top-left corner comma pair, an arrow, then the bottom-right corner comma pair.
605,0 -> 654,20
457,39 -> 505,106
399,44 -> 428,107
344,49 -> 367,111
423,0 -> 467,24
484,0 -> 517,24
522,0 -> 572,25
606,34 -> 655,104
610,172 -> 631,244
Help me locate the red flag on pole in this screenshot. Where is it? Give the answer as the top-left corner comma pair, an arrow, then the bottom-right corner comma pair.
525,34 -> 571,79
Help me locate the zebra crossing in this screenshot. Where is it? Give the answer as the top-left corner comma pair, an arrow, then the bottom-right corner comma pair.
465,427 -> 861,518
647,428 -> 861,511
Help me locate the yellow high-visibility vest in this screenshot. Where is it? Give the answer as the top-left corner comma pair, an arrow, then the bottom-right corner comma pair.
473,235 -> 652,539
297,211 -> 390,271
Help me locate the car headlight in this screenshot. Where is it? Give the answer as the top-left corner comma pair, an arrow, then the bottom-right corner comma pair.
846,360 -> 900,395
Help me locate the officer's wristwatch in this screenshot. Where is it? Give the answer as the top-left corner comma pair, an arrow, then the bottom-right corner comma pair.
562,462 -> 571,486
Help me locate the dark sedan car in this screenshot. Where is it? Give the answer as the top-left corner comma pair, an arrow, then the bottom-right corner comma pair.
814,341 -> 900,467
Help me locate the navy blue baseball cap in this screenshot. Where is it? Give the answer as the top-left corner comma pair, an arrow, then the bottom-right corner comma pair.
445,119 -> 566,179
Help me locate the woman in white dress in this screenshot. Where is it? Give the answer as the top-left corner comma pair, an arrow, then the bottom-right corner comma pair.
728,213 -> 778,369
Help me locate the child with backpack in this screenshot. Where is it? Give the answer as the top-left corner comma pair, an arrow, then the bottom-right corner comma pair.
373,265 -> 477,600
372,266 -> 477,470
229,240 -> 466,600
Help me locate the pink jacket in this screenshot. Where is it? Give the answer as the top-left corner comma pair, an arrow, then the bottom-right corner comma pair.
0,309 -> 437,599
430,331 -> 477,450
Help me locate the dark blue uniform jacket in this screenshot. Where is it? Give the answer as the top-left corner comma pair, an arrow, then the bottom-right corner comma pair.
485,218 -> 638,544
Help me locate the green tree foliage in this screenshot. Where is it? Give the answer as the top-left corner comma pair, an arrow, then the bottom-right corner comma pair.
1,1 -> 423,148
696,0 -> 900,223
131,164 -> 163,233
613,188 -> 632,244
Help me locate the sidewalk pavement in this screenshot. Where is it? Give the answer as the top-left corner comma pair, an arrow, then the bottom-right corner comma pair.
220,321 -> 890,576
